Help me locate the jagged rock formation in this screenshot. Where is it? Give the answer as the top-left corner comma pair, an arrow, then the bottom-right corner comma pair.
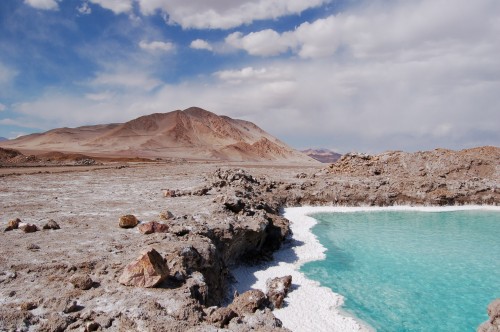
0,107 -> 316,163
292,146 -> 500,206
301,148 -> 342,163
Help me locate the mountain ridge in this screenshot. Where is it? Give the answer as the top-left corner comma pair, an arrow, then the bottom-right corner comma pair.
0,107 -> 316,163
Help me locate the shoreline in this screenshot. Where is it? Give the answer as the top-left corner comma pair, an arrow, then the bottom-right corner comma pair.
231,205 -> 500,332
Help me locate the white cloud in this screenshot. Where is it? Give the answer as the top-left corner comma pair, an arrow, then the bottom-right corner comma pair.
24,0 -> 59,10
89,0 -> 132,14
138,40 -> 175,52
136,0 -> 330,29
214,66 -> 291,84
226,30 -> 294,56
77,1 -> 92,14
0,103 -> 6,112
190,39 -> 213,51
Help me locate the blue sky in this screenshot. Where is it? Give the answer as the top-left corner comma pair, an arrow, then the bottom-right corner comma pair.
0,0 -> 499,153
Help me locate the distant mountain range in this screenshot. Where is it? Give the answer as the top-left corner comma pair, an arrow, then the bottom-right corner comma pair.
301,148 -> 342,163
0,107 -> 316,163
0,137 -> 8,141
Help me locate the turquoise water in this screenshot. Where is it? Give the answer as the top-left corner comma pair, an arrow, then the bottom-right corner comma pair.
301,210 -> 500,332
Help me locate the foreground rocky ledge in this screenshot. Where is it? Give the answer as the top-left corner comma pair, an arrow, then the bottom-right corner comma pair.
0,147 -> 498,331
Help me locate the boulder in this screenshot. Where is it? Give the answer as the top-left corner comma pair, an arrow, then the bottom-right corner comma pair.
138,221 -> 169,234
20,223 -> 39,233
118,249 -> 169,287
206,307 -> 238,328
4,218 -> 20,232
229,289 -> 267,316
119,215 -> 138,228
478,299 -> 500,332
266,275 -> 292,309
43,219 -> 61,230
70,274 -> 94,290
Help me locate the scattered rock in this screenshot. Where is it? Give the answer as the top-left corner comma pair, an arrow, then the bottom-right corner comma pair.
40,313 -> 75,331
159,210 -> 174,220
70,273 -> 94,290
118,248 -> 169,287
20,301 -> 38,311
27,243 -> 41,251
63,300 -> 81,313
118,214 -> 139,228
20,223 -> 39,233
266,275 -> 292,309
86,321 -> 100,331
478,299 -> 500,332
206,307 -> 238,328
138,221 -> 169,234
4,218 -> 21,232
229,289 -> 267,316
43,219 -> 60,230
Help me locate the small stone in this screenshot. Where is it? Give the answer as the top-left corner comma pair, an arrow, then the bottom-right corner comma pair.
118,248 -> 169,287
206,307 -> 238,328
118,215 -> 138,228
70,274 -> 94,290
27,243 -> 41,251
138,221 -> 169,235
229,289 -> 267,315
4,218 -> 21,232
20,223 -> 39,233
159,210 -> 174,220
63,300 -> 80,313
21,301 -> 38,311
8,290 -> 16,297
86,321 -> 100,332
43,219 -> 60,230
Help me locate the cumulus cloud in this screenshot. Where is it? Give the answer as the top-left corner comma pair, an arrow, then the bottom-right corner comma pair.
214,66 -> 291,84
77,1 -> 92,15
226,30 -> 294,56
190,39 -> 213,51
136,0 -> 330,29
89,0 -> 132,14
24,0 -> 59,10
139,40 -> 175,52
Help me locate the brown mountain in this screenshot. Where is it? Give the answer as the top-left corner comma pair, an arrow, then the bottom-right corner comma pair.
0,107 -> 316,163
301,148 -> 342,163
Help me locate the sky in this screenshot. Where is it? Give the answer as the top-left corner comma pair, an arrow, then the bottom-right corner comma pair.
0,0 -> 499,153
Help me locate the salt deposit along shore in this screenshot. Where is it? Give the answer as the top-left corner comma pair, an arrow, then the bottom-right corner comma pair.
231,205 -> 500,332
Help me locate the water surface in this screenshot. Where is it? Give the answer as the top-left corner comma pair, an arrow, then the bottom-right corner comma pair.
301,210 -> 500,331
